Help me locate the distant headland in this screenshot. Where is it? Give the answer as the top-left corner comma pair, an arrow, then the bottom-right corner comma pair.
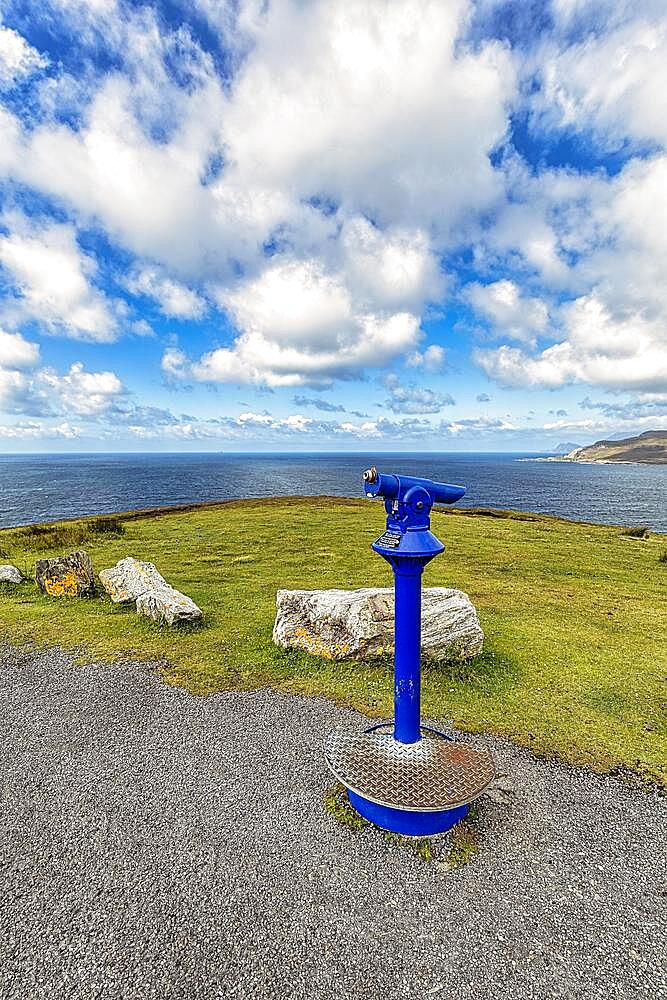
549,430 -> 667,465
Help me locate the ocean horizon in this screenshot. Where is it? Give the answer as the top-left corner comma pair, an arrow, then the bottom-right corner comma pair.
1,451 -> 665,533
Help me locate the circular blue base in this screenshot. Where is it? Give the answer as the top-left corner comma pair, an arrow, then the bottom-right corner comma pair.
348,790 -> 469,836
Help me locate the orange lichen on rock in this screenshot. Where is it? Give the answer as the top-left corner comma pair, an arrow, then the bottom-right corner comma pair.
43,572 -> 79,597
35,551 -> 95,599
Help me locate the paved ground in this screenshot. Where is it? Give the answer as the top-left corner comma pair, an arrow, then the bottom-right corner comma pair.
0,644 -> 665,1000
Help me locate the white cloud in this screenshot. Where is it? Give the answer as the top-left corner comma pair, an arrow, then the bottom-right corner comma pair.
126,266 -> 206,319
220,259 -> 353,353
123,409 -> 350,441
536,13 -> 667,147
472,12 -> 667,398
180,258 -> 423,386
0,0 -> 515,385
0,356 -> 125,418
475,153 -> 667,392
440,415 -> 516,436
406,345 -> 446,370
56,0 -> 118,11
38,362 -> 124,416
383,374 -> 455,414
0,367 -> 31,414
131,319 -> 154,337
179,309 -> 421,387
216,0 -> 514,241
0,328 -> 41,414
341,219 -> 443,312
475,294 -> 667,390
0,26 -> 47,87
0,214 -> 117,341
0,75 -> 226,275
0,420 -> 82,440
543,414 -> 667,433
465,279 -> 549,344
579,393 -> 667,422
0,329 -> 40,368
161,347 -> 189,381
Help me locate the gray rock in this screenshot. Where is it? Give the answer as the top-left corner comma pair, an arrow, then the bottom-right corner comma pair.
0,565 -> 23,584
136,584 -> 203,626
99,556 -> 167,604
34,550 -> 95,598
273,587 -> 483,662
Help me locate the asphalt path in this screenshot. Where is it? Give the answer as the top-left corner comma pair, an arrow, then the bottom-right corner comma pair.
1,644 -> 665,999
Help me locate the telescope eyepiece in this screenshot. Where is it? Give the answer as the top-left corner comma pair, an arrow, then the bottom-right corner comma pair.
363,466 -> 378,484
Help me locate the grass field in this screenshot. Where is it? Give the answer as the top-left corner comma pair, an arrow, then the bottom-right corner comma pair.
1,497 -> 665,785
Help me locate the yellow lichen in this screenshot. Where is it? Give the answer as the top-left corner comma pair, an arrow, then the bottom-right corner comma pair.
44,571 -> 79,597
290,627 -> 352,660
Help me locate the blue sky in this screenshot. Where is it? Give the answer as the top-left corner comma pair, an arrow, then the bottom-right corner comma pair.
0,0 -> 665,452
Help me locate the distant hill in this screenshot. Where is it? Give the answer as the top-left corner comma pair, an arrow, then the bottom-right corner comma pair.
551,442 -> 582,455
565,430 -> 667,464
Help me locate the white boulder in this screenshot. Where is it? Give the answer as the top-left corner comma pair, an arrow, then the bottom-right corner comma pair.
99,557 -> 167,604
0,565 -> 23,584
273,587 -> 483,663
136,584 -> 203,626
99,556 -> 202,625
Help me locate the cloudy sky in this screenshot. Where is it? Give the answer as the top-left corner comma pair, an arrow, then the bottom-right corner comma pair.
0,0 -> 665,452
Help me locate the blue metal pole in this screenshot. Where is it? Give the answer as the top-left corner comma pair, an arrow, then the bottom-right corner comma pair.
393,562 -> 423,744
324,467 -> 496,837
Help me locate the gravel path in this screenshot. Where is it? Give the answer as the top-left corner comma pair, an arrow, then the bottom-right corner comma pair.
0,644 -> 665,1000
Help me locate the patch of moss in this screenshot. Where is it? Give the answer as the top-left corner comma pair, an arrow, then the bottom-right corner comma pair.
380,829 -> 435,861
323,783 -> 369,833
621,525 -> 650,538
322,784 -> 481,865
446,816 -> 480,870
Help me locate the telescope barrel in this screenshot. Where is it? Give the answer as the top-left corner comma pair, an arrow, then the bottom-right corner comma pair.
363,467 -> 465,505
428,479 -> 466,505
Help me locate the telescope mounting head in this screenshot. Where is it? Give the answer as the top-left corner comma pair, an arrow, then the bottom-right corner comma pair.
363,467 -> 466,565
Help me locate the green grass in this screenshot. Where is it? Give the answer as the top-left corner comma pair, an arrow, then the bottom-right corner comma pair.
621,525 -> 650,538
0,497 -> 665,785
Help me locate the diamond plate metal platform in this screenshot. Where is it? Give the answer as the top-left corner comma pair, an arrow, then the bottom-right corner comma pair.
325,725 -> 495,811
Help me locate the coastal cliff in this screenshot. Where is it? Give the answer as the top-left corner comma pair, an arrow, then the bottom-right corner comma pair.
563,430 -> 667,464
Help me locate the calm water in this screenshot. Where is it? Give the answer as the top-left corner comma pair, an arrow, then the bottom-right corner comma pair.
0,452 -> 665,531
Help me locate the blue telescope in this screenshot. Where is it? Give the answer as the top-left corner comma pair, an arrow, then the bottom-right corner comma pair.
325,467 -> 495,837
362,467 -> 466,506
362,466 -> 466,743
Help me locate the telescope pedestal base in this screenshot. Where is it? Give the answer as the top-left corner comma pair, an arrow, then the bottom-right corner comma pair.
325,723 -> 495,837
348,790 -> 469,837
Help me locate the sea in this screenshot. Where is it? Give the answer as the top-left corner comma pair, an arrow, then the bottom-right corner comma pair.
0,452 -> 665,532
